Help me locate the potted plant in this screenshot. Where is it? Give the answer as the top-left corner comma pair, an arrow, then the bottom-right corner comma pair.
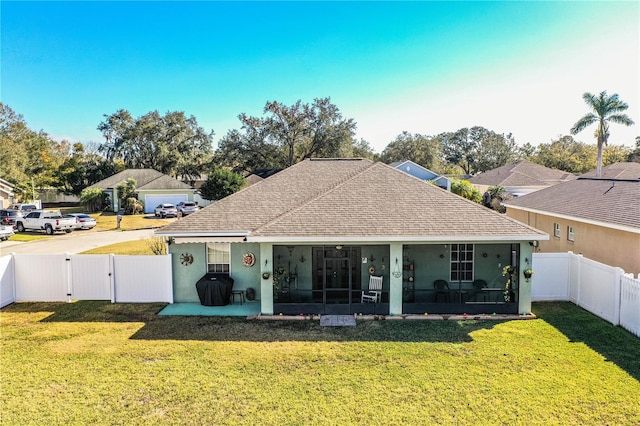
262,272 -> 271,280
523,269 -> 534,279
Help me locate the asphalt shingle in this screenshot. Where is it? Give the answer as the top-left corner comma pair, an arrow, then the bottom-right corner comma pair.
161,159 -> 546,241
468,160 -> 576,187
505,172 -> 640,230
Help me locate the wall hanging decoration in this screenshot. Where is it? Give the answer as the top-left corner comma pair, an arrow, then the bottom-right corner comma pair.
180,253 -> 194,266
368,265 -> 376,275
392,257 -> 402,278
242,252 -> 256,267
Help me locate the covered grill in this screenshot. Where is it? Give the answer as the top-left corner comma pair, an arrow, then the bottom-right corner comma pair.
195,273 -> 235,306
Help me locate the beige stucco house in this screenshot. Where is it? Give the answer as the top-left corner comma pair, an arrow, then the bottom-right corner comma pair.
157,158 -> 547,316
505,162 -> 640,275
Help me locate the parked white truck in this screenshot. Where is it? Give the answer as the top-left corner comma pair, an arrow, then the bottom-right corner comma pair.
16,210 -> 76,235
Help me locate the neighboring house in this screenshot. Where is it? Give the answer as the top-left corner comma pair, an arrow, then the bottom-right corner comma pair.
88,169 -> 196,213
469,160 -> 576,197
0,179 -> 15,208
504,162 -> 640,275
391,160 -> 451,191
157,158 -> 547,316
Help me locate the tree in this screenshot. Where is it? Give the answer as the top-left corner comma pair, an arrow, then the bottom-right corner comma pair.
438,128 -> 476,175
570,91 -> 634,177
80,187 -> 108,212
474,131 -> 518,173
55,142 -> 118,195
199,166 -> 246,201
215,98 -> 359,174
116,178 -> 142,214
484,185 -> 507,213
97,110 -> 214,179
0,103 -> 68,201
517,142 -> 537,160
602,144 -> 632,165
437,126 -> 517,175
450,179 -> 482,204
380,131 -> 441,170
531,135 -> 596,174
627,137 -> 640,163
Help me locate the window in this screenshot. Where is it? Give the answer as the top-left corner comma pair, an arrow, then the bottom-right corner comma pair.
450,244 -> 474,282
207,243 -> 230,273
567,226 -> 575,242
554,223 -> 561,238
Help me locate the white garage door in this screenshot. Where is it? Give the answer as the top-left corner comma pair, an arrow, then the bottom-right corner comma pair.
144,194 -> 188,213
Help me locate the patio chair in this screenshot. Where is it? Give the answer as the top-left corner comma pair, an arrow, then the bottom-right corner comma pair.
470,279 -> 488,302
362,275 -> 383,303
434,279 -> 450,302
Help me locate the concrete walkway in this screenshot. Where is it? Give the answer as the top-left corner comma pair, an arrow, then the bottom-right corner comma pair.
0,228 -> 157,255
320,315 -> 357,326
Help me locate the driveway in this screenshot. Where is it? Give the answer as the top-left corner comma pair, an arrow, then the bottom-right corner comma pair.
0,229 -> 158,255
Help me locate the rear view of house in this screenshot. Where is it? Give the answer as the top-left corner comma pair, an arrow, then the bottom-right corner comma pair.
157,159 -> 548,316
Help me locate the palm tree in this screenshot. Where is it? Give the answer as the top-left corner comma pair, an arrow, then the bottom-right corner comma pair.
571,91 -> 634,177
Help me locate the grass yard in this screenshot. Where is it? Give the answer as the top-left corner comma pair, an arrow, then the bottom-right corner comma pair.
1,302 -> 638,425
4,233 -> 48,242
57,207 -> 172,232
81,239 -> 159,255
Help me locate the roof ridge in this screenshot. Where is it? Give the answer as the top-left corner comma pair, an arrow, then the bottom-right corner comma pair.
252,160 -> 376,234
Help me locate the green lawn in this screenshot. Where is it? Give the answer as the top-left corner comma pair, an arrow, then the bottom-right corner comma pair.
1,302 -> 638,425
80,239 -> 159,255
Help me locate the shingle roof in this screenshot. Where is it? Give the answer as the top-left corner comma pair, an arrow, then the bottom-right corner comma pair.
159,159 -> 546,242
579,162 -> 640,181
504,177 -> 640,230
468,160 -> 576,187
88,169 -> 193,190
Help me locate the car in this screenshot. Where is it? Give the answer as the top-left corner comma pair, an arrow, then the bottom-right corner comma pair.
0,209 -> 23,229
64,213 -> 97,230
0,224 -> 14,241
7,203 -> 38,213
176,201 -> 198,216
154,203 -> 178,218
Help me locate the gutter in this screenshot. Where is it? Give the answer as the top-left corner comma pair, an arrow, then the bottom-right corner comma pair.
505,204 -> 640,234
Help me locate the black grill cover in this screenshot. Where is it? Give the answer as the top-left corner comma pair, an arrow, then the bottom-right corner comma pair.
195,273 -> 234,306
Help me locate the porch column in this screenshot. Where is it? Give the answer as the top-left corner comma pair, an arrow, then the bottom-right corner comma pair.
260,243 -> 274,315
518,242 -> 534,315
389,242 -> 403,315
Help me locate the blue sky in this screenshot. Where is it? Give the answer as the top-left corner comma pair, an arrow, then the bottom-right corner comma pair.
2,1 -> 638,153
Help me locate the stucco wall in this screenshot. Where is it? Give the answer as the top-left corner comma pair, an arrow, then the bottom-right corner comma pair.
507,209 -> 640,275
170,242 -> 207,303
170,242 -> 263,303
229,243 -> 262,299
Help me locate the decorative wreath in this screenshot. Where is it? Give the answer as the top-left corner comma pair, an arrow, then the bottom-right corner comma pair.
368,266 -> 376,275
242,252 -> 256,267
180,253 -> 194,266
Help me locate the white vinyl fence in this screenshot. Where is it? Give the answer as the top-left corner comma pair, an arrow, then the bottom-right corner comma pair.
0,253 -> 172,308
532,252 -> 640,338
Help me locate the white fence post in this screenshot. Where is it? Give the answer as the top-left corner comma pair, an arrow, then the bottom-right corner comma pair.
110,254 -> 116,303
613,267 -> 623,326
65,252 -> 72,303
